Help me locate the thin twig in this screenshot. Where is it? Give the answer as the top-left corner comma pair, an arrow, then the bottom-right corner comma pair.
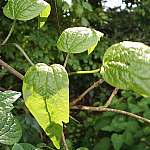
63,54 -> 69,68
1,20 -> 16,45
13,43 -> 34,66
61,131 -> 69,150
71,105 -> 150,124
0,59 -> 24,80
70,79 -> 104,106
69,68 -> 101,76
104,88 -> 119,107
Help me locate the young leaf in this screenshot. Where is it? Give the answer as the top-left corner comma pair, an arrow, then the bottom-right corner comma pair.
38,4 -> 51,28
57,27 -> 103,54
3,0 -> 50,21
111,134 -> 124,150
0,91 -> 22,145
23,63 -> 69,149
101,41 -> 150,97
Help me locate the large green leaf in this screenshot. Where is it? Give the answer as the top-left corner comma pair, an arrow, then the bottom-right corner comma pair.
0,91 -> 22,145
3,0 -> 50,21
101,41 -> 150,97
57,27 -> 103,54
23,63 -> 69,149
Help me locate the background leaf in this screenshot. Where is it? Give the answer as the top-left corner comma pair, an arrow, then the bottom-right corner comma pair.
57,27 -> 103,53
101,41 -> 150,97
12,143 -> 41,150
3,0 -> 50,21
23,63 -> 69,149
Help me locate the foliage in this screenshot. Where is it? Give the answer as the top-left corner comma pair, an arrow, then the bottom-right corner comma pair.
0,0 -> 150,150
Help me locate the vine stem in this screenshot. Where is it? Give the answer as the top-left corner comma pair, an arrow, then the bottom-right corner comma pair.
1,20 -> 16,45
70,79 -> 104,106
13,43 -> 34,66
104,88 -> 119,107
71,105 -> 150,124
61,132 -> 69,150
69,68 -> 101,75
0,59 -> 24,80
63,54 -> 69,68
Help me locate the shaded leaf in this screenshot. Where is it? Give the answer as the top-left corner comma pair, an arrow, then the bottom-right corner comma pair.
101,41 -> 150,97
3,0 -> 50,21
111,134 -> 124,150
12,143 -> 41,150
23,63 -> 69,149
57,27 -> 103,54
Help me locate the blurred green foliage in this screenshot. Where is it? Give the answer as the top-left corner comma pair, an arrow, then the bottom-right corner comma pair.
0,0 -> 150,149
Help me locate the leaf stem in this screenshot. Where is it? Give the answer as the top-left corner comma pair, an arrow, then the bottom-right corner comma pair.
1,20 -> 16,45
71,105 -> 150,124
61,131 -> 69,150
63,54 -> 69,68
69,68 -> 101,75
13,43 -> 34,66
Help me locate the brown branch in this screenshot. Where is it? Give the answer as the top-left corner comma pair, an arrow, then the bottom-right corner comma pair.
61,131 -> 69,150
104,88 -> 119,107
71,105 -> 150,124
0,59 -> 24,80
70,79 -> 104,106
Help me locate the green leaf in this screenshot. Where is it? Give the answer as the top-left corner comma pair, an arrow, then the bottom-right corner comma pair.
76,148 -> 89,150
12,143 -> 41,150
101,41 -> 150,97
0,111 -> 22,145
0,91 -> 22,145
0,90 -> 21,111
57,27 -> 103,54
3,0 -> 50,21
111,134 -> 124,150
23,63 -> 69,149
38,4 -> 51,28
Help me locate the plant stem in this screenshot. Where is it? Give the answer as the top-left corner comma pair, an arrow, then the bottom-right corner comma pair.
1,20 -> 16,45
104,88 -> 118,107
71,105 -> 150,124
0,59 -> 24,80
13,43 -> 34,66
69,68 -> 101,75
61,131 -> 69,150
63,54 -> 69,68
70,79 -> 104,106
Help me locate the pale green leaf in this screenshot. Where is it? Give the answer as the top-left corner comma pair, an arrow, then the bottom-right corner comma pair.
57,27 -> 103,54
101,41 -> 150,97
23,63 -> 69,149
0,111 -> 22,145
38,3 -> 51,28
3,0 -> 50,21
0,90 -> 21,111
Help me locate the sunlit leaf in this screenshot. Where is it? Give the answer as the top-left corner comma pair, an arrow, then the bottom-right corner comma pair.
57,27 -> 103,54
3,0 -> 50,21
101,41 -> 150,97
23,63 -> 69,149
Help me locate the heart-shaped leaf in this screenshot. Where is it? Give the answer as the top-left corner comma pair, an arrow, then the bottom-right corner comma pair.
57,27 -> 103,54
3,0 -> 50,21
101,41 -> 150,97
23,63 -> 69,149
